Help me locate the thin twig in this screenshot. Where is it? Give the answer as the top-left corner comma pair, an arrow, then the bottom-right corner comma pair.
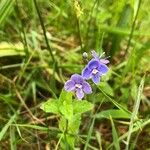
14,86 -> 45,125
30,115 -> 59,124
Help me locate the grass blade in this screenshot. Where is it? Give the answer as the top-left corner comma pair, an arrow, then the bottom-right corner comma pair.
95,131 -> 102,150
10,126 -> 16,150
0,113 -> 17,141
83,116 -> 96,150
108,118 -> 150,149
111,3 -> 133,56
95,109 -> 131,119
125,0 -> 142,54
98,87 -> 132,115
125,76 -> 145,150
0,0 -> 15,26
33,0 -> 55,62
110,116 -> 120,150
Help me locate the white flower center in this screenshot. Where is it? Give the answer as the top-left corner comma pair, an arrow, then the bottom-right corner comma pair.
75,84 -> 82,89
92,68 -> 98,75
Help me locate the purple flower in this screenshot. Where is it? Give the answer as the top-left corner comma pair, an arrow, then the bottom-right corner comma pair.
91,50 -> 109,64
64,74 -> 92,100
82,59 -> 109,84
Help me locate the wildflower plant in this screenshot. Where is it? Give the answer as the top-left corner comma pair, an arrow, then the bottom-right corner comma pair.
41,50 -> 109,149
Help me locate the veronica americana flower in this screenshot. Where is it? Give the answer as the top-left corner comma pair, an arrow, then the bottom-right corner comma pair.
82,58 -> 109,84
64,74 -> 92,100
91,50 -> 109,64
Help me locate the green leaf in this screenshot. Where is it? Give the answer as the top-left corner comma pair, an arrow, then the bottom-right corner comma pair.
59,100 -> 73,120
73,100 -> 94,114
0,42 -> 25,57
59,117 -> 66,132
10,126 -> 16,150
110,116 -> 120,150
14,124 -> 56,131
68,114 -> 81,134
98,82 -> 114,96
125,77 -> 145,150
131,81 -> 138,101
94,109 -> 131,119
58,89 -> 73,120
0,0 -> 15,26
65,134 -> 75,149
0,113 -> 17,141
59,89 -> 72,104
98,87 -> 132,115
60,133 -> 75,150
40,99 -> 59,114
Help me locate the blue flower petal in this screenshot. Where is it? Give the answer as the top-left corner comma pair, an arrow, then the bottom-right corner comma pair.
82,67 -> 91,79
98,63 -> 109,74
76,89 -> 84,100
64,80 -> 75,91
88,59 -> 100,69
71,74 -> 84,83
92,73 -> 101,84
82,82 -> 92,94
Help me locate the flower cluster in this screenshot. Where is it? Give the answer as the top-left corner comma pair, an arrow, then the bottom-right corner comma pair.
64,50 -> 109,100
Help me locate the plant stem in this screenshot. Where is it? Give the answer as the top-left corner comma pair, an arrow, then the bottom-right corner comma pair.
76,16 -> 83,53
33,0 -> 55,62
125,0 -> 142,54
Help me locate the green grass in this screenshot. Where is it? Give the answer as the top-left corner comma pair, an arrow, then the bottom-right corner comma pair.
0,0 -> 150,149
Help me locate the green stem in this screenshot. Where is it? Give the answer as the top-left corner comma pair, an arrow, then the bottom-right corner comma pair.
64,119 -> 70,150
76,17 -> 83,53
33,0 -> 55,62
15,0 -> 29,58
125,0 -> 142,54
84,0 -> 97,51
